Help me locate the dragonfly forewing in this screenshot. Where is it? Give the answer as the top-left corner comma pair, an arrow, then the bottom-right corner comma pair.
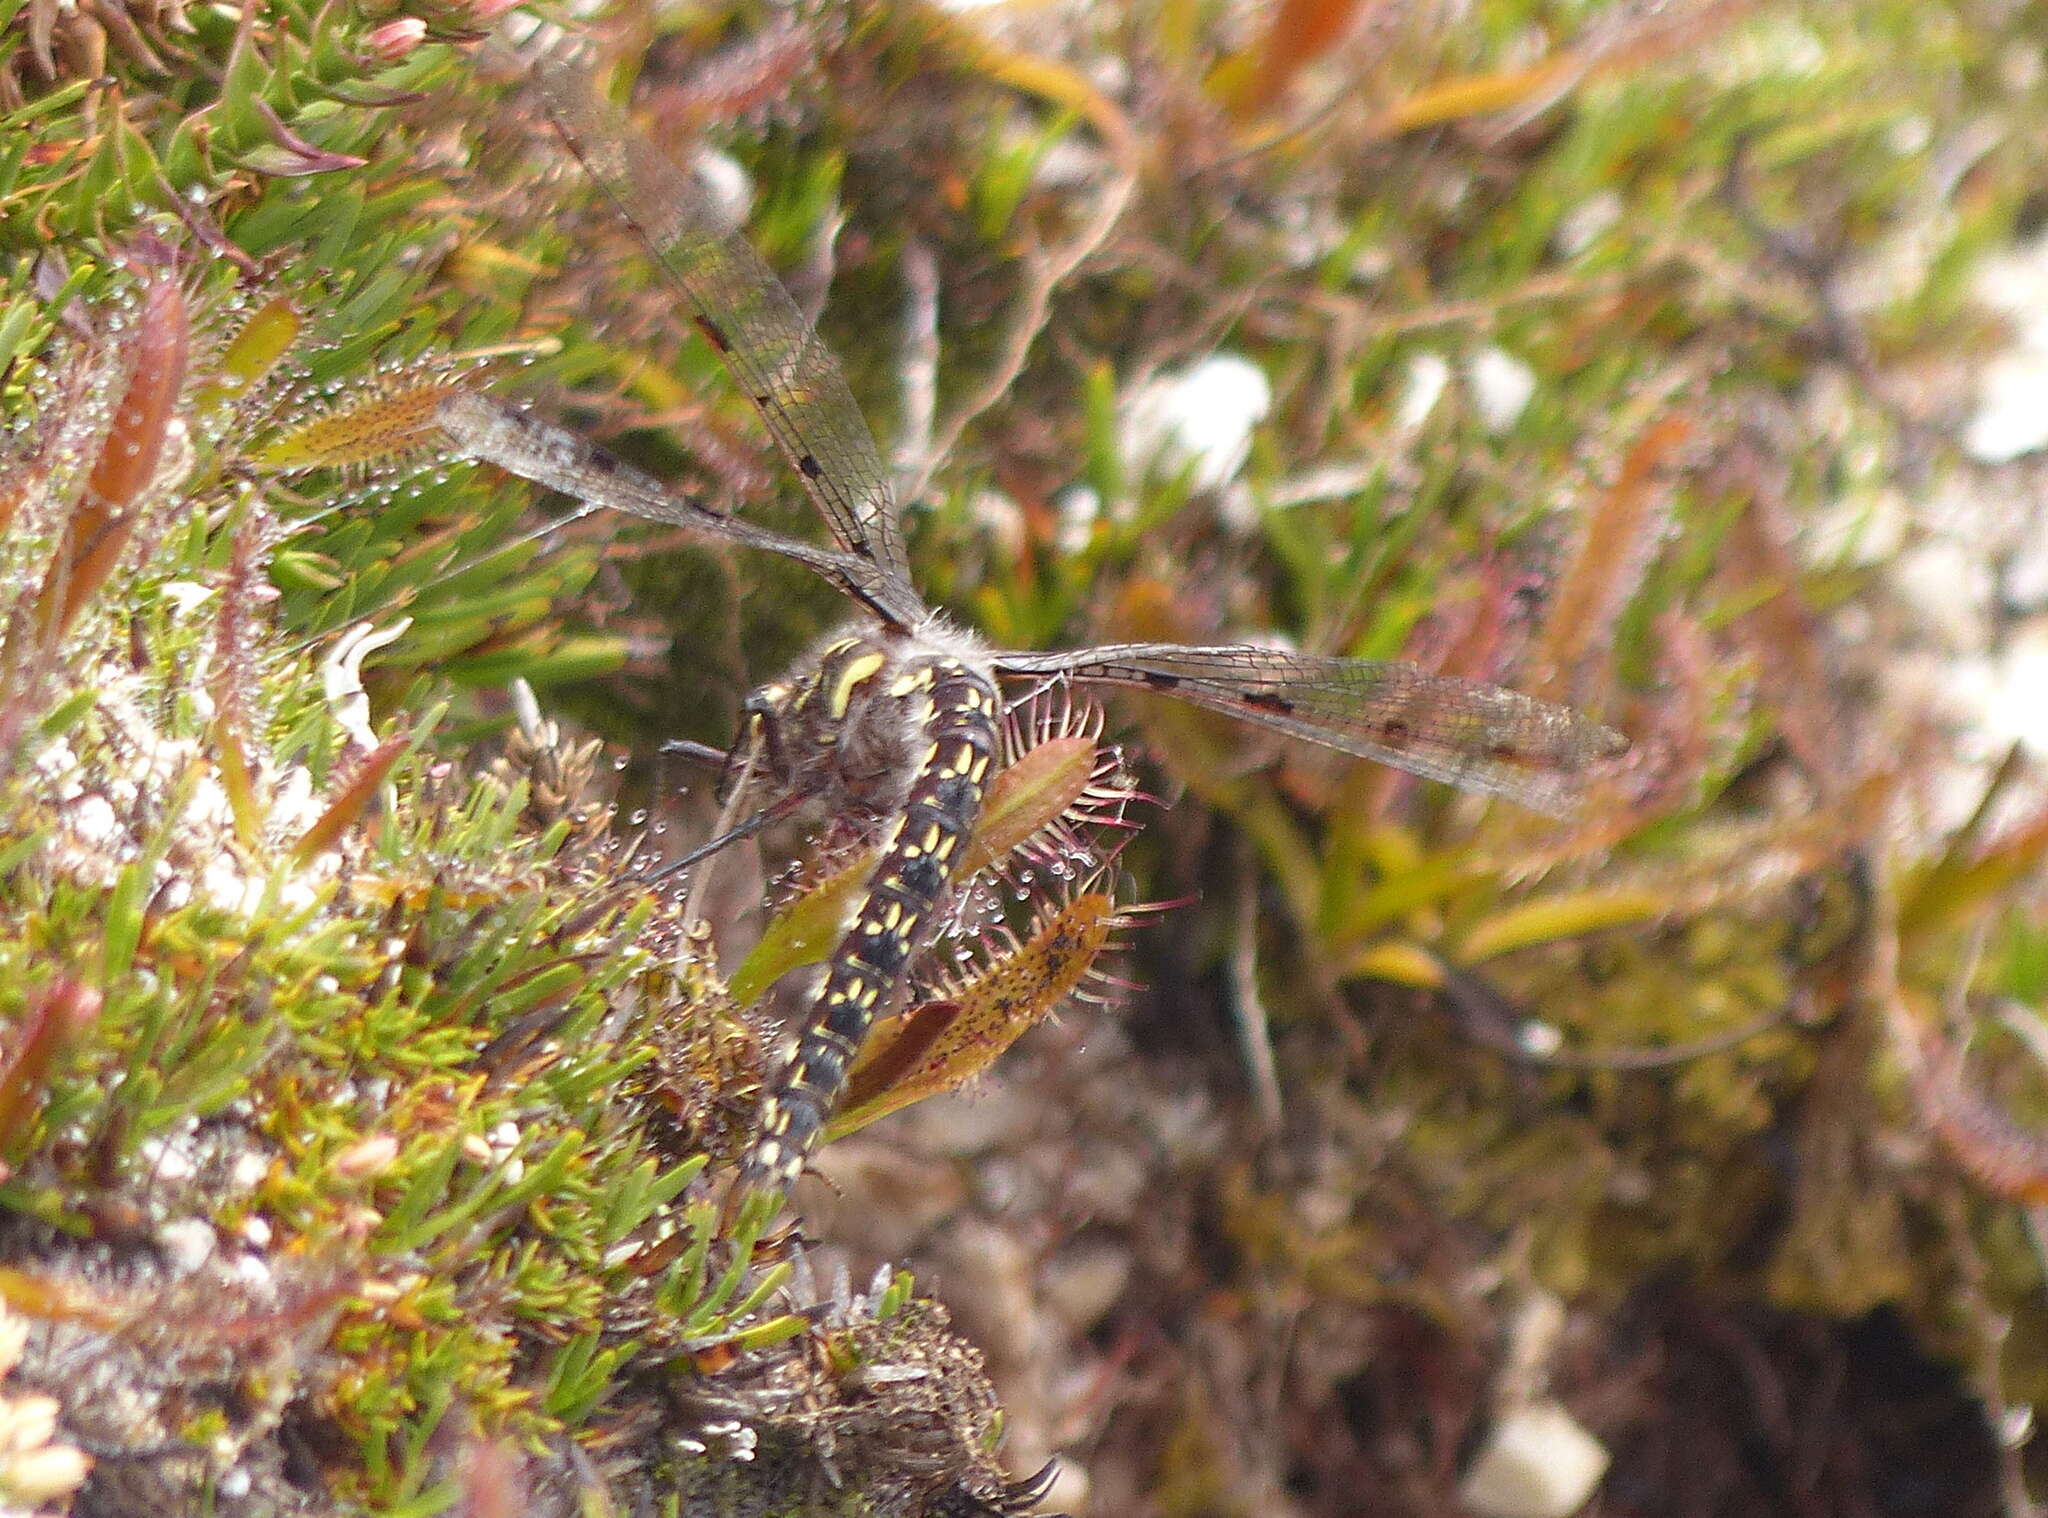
527,58 -> 921,617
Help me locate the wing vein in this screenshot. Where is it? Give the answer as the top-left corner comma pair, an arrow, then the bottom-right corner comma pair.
994,643 -> 1626,817
530,57 -> 923,624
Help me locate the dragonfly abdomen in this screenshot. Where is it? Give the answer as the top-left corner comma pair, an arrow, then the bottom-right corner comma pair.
736,655 -> 1001,1199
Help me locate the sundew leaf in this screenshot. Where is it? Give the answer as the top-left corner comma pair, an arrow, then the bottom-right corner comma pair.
727,735 -> 1097,1004
826,890 -> 1116,1140
255,373 -> 472,473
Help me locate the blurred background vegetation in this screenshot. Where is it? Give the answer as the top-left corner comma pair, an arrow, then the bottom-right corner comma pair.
8,0 -> 2048,1513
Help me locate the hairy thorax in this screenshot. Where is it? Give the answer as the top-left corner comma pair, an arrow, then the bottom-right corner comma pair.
741,617 -> 991,821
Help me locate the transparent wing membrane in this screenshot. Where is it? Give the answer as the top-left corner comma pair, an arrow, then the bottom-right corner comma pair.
993,644 -> 1627,818
433,391 -> 919,624
528,57 -> 920,621
500,56 -> 1625,821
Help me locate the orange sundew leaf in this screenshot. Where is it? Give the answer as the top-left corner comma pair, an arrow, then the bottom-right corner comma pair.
255,374 -> 471,473
209,525 -> 265,851
1722,486 -> 1841,786
0,467 -> 31,542
1342,938 -> 1443,988
1924,1087 -> 2048,1204
726,736 -> 1098,1005
723,863 -> 846,1006
35,276 -> 191,638
212,713 -> 261,850
0,977 -> 101,1159
929,14 -> 1137,165
966,734 -> 1096,864
826,891 -> 1117,1140
726,850 -> 872,1006
1427,564 -> 1518,694
1631,608 -> 1716,808
346,875 -> 539,913
691,1341 -> 741,1375
291,734 -> 411,867
1226,0 -> 1372,119
191,293 -> 301,422
1368,0 -> 1758,139
1536,415 -> 1687,688
443,237 -> 552,285
1367,60 -> 1572,137
0,1266 -> 126,1330
1895,1005 -> 2048,1205
833,999 -> 959,1124
83,277 -> 188,507
0,341 -> 115,543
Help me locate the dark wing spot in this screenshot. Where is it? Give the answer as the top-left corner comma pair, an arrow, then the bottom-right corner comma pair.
586,449 -> 619,475
1242,690 -> 1294,714
696,315 -> 731,351
797,454 -> 825,480
1379,718 -> 1412,744
1140,671 -> 1182,690
1488,741 -> 1525,763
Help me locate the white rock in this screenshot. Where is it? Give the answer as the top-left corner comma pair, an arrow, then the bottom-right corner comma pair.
1965,348 -> 2048,461
1887,114 -> 1932,156
1468,346 -> 1537,433
1121,354 -> 1272,493
1965,230 -> 2048,462
154,1218 -> 216,1274
1949,624 -> 2048,761
1053,483 -> 1100,557
1554,191 -> 1622,258
689,149 -> 752,232
1458,1401 -> 1610,1518
972,486 -> 1026,558
1398,351 -> 1452,431
1890,535 -> 1991,646
158,581 -> 215,612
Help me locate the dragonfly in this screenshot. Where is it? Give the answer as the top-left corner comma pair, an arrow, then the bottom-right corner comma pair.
434,54 -> 1628,1205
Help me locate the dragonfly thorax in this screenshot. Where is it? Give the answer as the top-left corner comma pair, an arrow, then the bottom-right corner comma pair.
738,620 -> 995,822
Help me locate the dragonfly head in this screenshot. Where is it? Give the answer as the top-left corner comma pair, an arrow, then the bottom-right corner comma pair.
729,629 -> 921,820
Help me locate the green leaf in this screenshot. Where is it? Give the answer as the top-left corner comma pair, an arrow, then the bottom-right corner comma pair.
1457,889 -> 1667,963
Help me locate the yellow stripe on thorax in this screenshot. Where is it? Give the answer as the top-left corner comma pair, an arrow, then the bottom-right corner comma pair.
826,650 -> 890,718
